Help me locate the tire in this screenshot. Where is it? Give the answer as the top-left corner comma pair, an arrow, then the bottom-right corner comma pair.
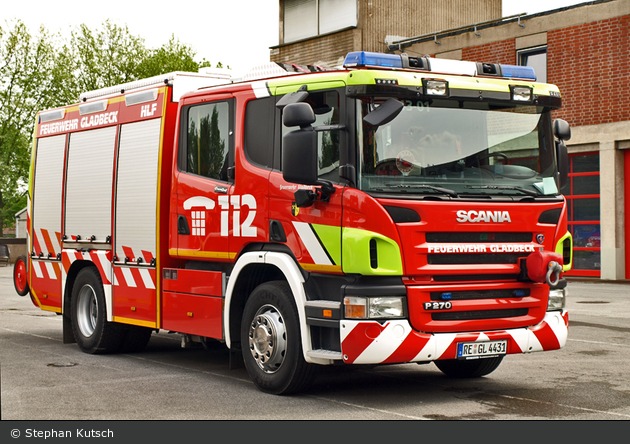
241,281 -> 316,395
120,325 -> 153,353
434,356 -> 504,378
71,267 -> 125,354
13,255 -> 30,297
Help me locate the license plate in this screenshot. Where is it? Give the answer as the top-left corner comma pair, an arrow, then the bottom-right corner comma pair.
456,340 -> 507,359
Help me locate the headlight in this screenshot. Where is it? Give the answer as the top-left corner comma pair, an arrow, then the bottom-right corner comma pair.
344,296 -> 405,319
548,288 -> 567,311
423,79 -> 449,96
511,85 -> 533,102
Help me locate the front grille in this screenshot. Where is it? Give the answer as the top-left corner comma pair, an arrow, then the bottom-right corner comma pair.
426,232 -> 533,265
430,288 -> 530,300
433,274 -> 521,282
432,308 -> 528,321
405,223 -> 552,332
429,253 -> 522,264
426,232 -> 532,243
408,284 -> 546,333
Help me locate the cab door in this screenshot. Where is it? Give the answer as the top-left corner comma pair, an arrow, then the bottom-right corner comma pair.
172,96 -> 234,261
269,87 -> 347,273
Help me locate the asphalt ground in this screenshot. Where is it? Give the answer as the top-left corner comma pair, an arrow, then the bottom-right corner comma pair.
1,264 -> 629,439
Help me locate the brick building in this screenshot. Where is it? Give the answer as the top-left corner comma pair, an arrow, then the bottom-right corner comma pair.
272,0 -> 630,280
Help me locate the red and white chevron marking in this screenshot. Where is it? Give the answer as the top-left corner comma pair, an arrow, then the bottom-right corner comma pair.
29,223 -> 59,281
30,226 -> 63,280
62,250 -> 113,284
112,246 -> 156,290
31,258 -> 62,281
340,311 -> 569,364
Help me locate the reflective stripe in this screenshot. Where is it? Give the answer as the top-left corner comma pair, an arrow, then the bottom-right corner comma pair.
292,222 -> 333,265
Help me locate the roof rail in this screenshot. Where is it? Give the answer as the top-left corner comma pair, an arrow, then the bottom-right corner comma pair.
78,71 -> 233,102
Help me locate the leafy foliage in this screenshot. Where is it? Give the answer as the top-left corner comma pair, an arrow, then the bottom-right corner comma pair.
0,19 -> 219,235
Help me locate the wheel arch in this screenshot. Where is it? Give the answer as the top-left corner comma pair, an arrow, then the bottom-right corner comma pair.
224,251 -> 313,360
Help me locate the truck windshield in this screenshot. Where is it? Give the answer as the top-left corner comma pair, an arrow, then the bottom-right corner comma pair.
357,98 -> 559,197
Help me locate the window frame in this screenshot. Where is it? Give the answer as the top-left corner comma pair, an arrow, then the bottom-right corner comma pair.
517,45 -> 547,83
178,98 -> 235,183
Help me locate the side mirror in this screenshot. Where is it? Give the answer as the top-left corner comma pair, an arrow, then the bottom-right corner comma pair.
552,119 -> 571,191
282,103 -> 318,185
553,118 -> 571,141
364,97 -> 404,127
276,89 -> 309,108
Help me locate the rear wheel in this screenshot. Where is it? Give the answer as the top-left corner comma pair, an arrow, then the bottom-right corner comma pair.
13,255 -> 30,296
434,356 -> 504,378
71,267 -> 124,354
120,326 -> 153,353
241,281 -> 316,395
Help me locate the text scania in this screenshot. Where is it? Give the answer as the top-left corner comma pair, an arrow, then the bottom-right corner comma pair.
456,210 -> 512,223
81,111 -> 118,128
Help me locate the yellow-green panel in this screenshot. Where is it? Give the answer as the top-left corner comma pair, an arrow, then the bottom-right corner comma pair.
311,223 -> 342,266
342,227 -> 402,275
556,231 -> 573,272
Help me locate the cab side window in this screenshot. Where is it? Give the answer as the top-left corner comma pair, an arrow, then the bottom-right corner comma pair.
244,96 -> 275,168
183,101 -> 231,181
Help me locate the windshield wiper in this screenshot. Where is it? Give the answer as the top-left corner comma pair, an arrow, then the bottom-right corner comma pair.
465,185 -> 540,197
386,183 -> 459,197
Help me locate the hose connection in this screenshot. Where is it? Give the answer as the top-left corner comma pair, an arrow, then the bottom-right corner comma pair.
524,249 -> 564,286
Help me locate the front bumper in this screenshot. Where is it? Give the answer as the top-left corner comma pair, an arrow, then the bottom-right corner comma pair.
340,310 -> 568,364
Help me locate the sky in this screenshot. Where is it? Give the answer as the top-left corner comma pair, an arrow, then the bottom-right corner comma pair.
3,0 -> 589,76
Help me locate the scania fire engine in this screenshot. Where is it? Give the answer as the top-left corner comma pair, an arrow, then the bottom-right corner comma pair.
13,51 -> 573,395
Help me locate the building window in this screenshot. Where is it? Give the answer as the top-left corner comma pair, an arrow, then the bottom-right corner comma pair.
564,152 -> 600,277
284,0 -> 357,43
518,46 -> 547,83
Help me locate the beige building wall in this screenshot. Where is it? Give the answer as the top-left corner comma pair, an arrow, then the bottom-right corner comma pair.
272,0 -> 501,67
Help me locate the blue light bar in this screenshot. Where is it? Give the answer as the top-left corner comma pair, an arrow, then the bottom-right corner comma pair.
499,64 -> 537,81
343,51 -> 403,68
342,51 -> 538,81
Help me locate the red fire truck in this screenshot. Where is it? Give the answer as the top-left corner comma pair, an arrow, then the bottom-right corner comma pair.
13,51 -> 573,395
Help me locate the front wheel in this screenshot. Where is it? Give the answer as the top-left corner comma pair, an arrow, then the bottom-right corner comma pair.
434,356 -> 504,378
71,267 -> 124,354
240,281 -> 316,395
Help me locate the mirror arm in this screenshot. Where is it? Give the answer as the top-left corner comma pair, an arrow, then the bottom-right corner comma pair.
317,180 -> 336,202
293,180 -> 336,208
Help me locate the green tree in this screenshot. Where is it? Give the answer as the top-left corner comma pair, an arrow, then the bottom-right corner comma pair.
0,20 -> 72,235
65,20 -> 150,99
0,19 -> 221,235
67,22 -> 220,99
136,34 -> 203,78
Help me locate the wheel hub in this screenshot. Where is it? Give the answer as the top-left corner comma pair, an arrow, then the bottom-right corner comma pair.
76,285 -> 98,338
248,306 -> 287,374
